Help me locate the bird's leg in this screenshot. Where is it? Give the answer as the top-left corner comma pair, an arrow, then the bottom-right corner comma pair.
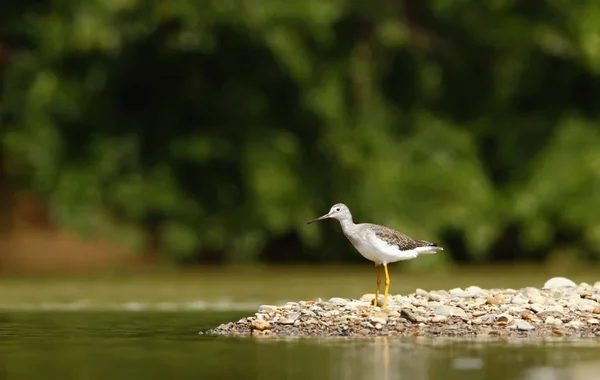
374,265 -> 381,307
383,264 -> 390,309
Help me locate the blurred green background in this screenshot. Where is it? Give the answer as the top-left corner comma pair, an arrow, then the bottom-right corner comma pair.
2,4 -> 600,379
1,0 -> 600,273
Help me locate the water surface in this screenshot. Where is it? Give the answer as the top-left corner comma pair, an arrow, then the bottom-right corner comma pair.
0,310 -> 598,380
0,265 -> 597,310
0,266 -> 599,379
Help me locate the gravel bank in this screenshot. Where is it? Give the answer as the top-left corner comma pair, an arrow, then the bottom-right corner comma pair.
205,277 -> 600,338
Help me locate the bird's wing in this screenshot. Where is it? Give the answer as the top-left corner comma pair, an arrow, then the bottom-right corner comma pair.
370,224 -> 438,251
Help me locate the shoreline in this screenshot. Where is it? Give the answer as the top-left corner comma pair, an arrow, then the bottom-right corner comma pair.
204,277 -> 600,339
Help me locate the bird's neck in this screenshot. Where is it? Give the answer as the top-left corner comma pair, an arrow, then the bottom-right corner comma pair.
339,218 -> 354,233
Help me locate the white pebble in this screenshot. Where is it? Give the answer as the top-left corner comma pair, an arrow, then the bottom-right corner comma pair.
543,277 -> 576,289
573,298 -> 599,313
278,318 -> 295,325
328,297 -> 347,305
529,304 -> 545,314
435,305 -> 468,319
466,285 -> 484,293
449,288 -> 464,294
510,319 -> 534,331
411,298 -> 428,307
564,320 -> 584,329
369,316 -> 387,325
428,293 -> 443,302
511,296 -> 530,305
529,296 -> 548,305
544,316 -> 562,327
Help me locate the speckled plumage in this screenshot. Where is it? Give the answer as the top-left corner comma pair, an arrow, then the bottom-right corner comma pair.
371,224 -> 439,252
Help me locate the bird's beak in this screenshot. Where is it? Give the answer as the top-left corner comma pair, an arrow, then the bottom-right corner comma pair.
306,213 -> 331,224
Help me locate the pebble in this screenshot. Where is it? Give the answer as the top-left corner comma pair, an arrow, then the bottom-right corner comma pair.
452,291 -> 479,299
411,298 -> 428,307
328,297 -> 347,305
435,305 -> 467,318
544,316 -> 562,327
511,296 -> 529,305
414,315 -> 428,323
509,320 -> 534,331
529,295 -> 547,305
507,306 -> 528,315
257,305 -> 278,313
400,309 -> 419,323
359,294 -> 373,302
565,320 -> 584,329
536,306 -> 564,319
574,299 -> 600,313
529,304 -> 545,313
543,277 -> 576,289
486,295 -> 505,305
483,314 -> 496,324
466,285 -> 485,294
251,319 -> 271,331
428,293 -> 443,302
368,315 -> 387,325
522,287 -> 541,298
206,276 -> 600,338
521,310 -> 537,320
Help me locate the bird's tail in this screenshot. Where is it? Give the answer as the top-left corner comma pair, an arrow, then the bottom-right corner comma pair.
415,245 -> 444,255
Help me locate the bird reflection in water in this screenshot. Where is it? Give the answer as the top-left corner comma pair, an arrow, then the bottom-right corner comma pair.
331,337 -> 428,380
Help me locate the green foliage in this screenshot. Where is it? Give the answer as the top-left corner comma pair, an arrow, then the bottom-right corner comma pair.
2,0 -> 600,265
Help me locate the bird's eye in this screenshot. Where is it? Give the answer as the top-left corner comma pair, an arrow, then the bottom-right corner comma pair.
335,208 -> 340,212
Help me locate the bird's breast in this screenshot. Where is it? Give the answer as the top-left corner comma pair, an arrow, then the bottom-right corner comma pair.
345,237 -> 380,263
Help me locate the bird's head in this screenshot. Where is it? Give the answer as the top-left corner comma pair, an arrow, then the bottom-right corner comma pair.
307,203 -> 352,224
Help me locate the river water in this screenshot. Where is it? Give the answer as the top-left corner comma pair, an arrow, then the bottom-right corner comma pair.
0,310 -> 598,379
0,266 -> 598,379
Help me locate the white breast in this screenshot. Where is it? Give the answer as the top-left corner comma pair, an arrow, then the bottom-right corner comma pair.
352,241 -> 382,263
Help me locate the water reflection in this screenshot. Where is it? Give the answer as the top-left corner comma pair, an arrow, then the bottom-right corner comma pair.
330,338 -> 428,380
523,361 -> 600,380
327,338 -> 489,380
322,338 -> 600,380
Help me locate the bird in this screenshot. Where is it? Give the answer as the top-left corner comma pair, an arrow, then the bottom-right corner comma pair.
307,203 -> 443,309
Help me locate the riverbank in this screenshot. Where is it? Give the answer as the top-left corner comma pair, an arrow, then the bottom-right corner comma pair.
205,277 -> 600,338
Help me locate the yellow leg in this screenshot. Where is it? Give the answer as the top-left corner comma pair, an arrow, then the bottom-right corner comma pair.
383,264 -> 390,309
374,265 -> 381,307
